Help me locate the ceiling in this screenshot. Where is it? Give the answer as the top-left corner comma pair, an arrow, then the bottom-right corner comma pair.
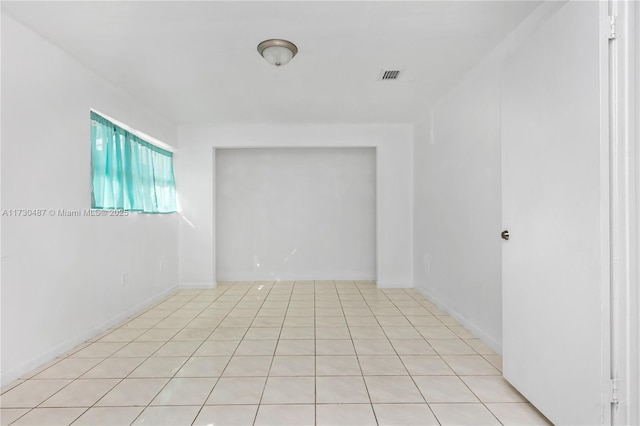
2,1 -> 542,125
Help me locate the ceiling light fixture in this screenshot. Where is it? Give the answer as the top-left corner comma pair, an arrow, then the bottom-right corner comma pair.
257,39 -> 298,67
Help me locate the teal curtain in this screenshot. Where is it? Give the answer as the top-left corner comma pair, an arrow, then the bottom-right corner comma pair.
91,111 -> 177,213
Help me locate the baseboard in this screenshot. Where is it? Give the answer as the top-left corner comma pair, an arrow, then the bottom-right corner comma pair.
414,286 -> 503,355
179,282 -> 217,289
215,275 -> 377,282
376,280 -> 413,289
0,284 -> 178,387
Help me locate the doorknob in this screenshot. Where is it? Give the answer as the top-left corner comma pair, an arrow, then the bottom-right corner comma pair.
501,230 -> 510,241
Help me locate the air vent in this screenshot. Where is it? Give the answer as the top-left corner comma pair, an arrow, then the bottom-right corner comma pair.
381,70 -> 401,80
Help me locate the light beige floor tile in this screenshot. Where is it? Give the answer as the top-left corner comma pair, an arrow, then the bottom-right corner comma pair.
134,406 -> 201,426
399,307 -> 431,316
442,355 -> 502,375
257,308 -> 288,318
194,340 -> 240,356
314,316 -> 347,326
135,329 -> 180,342
262,301 -> 289,308
169,308 -> 203,318
390,339 -> 436,355
244,327 -> 281,340
254,404 -> 314,426
400,355 -> 455,375
206,377 -> 266,405
235,340 -> 278,356
353,339 -> 396,355
316,376 -> 370,403
209,328 -> 248,340
373,403 -> 439,426
484,354 -> 504,372
316,356 -> 361,376
269,356 -> 315,376
82,357 -> 145,378
129,357 -> 187,378
371,308 -> 403,316
364,376 -> 424,403
10,408 -> 84,425
343,308 -> 374,317
32,358 -> 102,379
70,342 -> 126,358
261,377 -> 314,404
201,308 -> 231,317
194,404 -> 258,425
316,404 -> 376,426
280,327 -> 315,339
430,403 -> 501,425
485,403 -> 552,425
155,318 -> 192,329
40,379 -> 118,407
461,376 -> 527,402
223,356 -> 272,376
220,316 -> 253,328
438,316 -> 461,326
0,408 -> 28,426
275,339 -> 315,355
429,338 -> 477,355
315,308 -> 343,316
346,316 -> 378,326
153,341 -> 201,357
99,328 -> 146,342
315,327 -> 350,339
358,355 -> 408,375
96,378 -> 168,406
414,375 -> 478,402
176,356 -> 230,378
138,309 -> 172,320
341,302 -> 367,309
348,327 -> 386,339
0,380 -> 71,408
449,326 -> 476,339
253,317 -> 286,327
72,407 -> 144,425
418,327 -> 458,339
286,308 -> 314,317
283,316 -> 313,327
316,340 -> 355,355
112,342 -> 163,357
228,308 -> 258,318
171,328 -> 212,342
381,326 -> 423,339
0,380 -> 25,395
376,316 -> 412,326
151,378 -> 217,405
185,317 -> 222,329
406,316 -> 443,327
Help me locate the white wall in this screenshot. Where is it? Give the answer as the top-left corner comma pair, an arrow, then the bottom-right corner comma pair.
412,1 -> 566,354
177,124 -> 413,288
413,65 -> 503,351
1,14 -> 179,385
216,148 -> 376,281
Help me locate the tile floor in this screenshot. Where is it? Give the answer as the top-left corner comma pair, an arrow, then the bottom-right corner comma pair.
0,281 -> 551,425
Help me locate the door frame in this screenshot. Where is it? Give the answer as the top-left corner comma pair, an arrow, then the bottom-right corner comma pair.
608,0 -> 639,423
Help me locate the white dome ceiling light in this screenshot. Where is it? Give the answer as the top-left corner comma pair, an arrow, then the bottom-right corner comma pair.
257,39 -> 298,67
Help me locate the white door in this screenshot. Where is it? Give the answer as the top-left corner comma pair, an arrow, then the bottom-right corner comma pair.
502,1 -> 609,424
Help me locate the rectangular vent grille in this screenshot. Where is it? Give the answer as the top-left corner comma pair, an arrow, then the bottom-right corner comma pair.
381,70 -> 401,80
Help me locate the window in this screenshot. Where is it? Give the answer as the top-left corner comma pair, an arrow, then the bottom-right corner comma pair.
90,111 -> 177,213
